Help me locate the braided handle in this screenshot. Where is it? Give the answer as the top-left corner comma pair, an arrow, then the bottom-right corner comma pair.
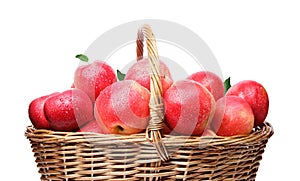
136,24 -> 169,161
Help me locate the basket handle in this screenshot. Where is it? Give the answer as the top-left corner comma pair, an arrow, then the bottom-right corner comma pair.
136,24 -> 169,162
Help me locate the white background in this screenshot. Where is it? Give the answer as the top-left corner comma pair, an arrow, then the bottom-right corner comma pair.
1,0 -> 299,180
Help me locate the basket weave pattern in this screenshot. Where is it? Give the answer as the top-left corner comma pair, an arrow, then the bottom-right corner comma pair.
26,122 -> 273,180
25,24 -> 274,181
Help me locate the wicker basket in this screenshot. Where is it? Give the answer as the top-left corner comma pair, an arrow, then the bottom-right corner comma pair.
25,24 -> 274,181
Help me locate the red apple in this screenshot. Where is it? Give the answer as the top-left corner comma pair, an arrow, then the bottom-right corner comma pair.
94,80 -> 151,134
74,60 -> 117,102
124,58 -> 173,95
28,92 -> 59,129
164,80 -> 216,136
162,122 -> 172,135
202,128 -> 216,137
211,96 -> 254,136
44,88 -> 94,131
78,120 -> 105,134
187,71 -> 224,100
226,80 -> 269,126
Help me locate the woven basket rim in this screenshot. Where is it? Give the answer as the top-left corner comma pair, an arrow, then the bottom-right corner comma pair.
25,121 -> 273,147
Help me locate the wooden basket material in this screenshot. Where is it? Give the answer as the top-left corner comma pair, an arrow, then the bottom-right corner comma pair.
25,24 -> 274,180
136,24 -> 168,161
25,122 -> 273,180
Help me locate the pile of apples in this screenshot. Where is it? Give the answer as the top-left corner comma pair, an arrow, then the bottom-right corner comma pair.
28,55 -> 269,137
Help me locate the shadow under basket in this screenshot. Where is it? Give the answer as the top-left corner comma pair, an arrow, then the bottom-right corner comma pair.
25,122 -> 273,181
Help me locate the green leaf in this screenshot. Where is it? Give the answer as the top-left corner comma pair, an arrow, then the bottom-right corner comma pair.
224,77 -> 231,94
75,54 -> 89,62
117,70 -> 126,81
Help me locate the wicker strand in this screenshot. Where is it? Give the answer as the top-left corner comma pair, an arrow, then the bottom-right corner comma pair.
136,28 -> 144,61
137,24 -> 169,162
